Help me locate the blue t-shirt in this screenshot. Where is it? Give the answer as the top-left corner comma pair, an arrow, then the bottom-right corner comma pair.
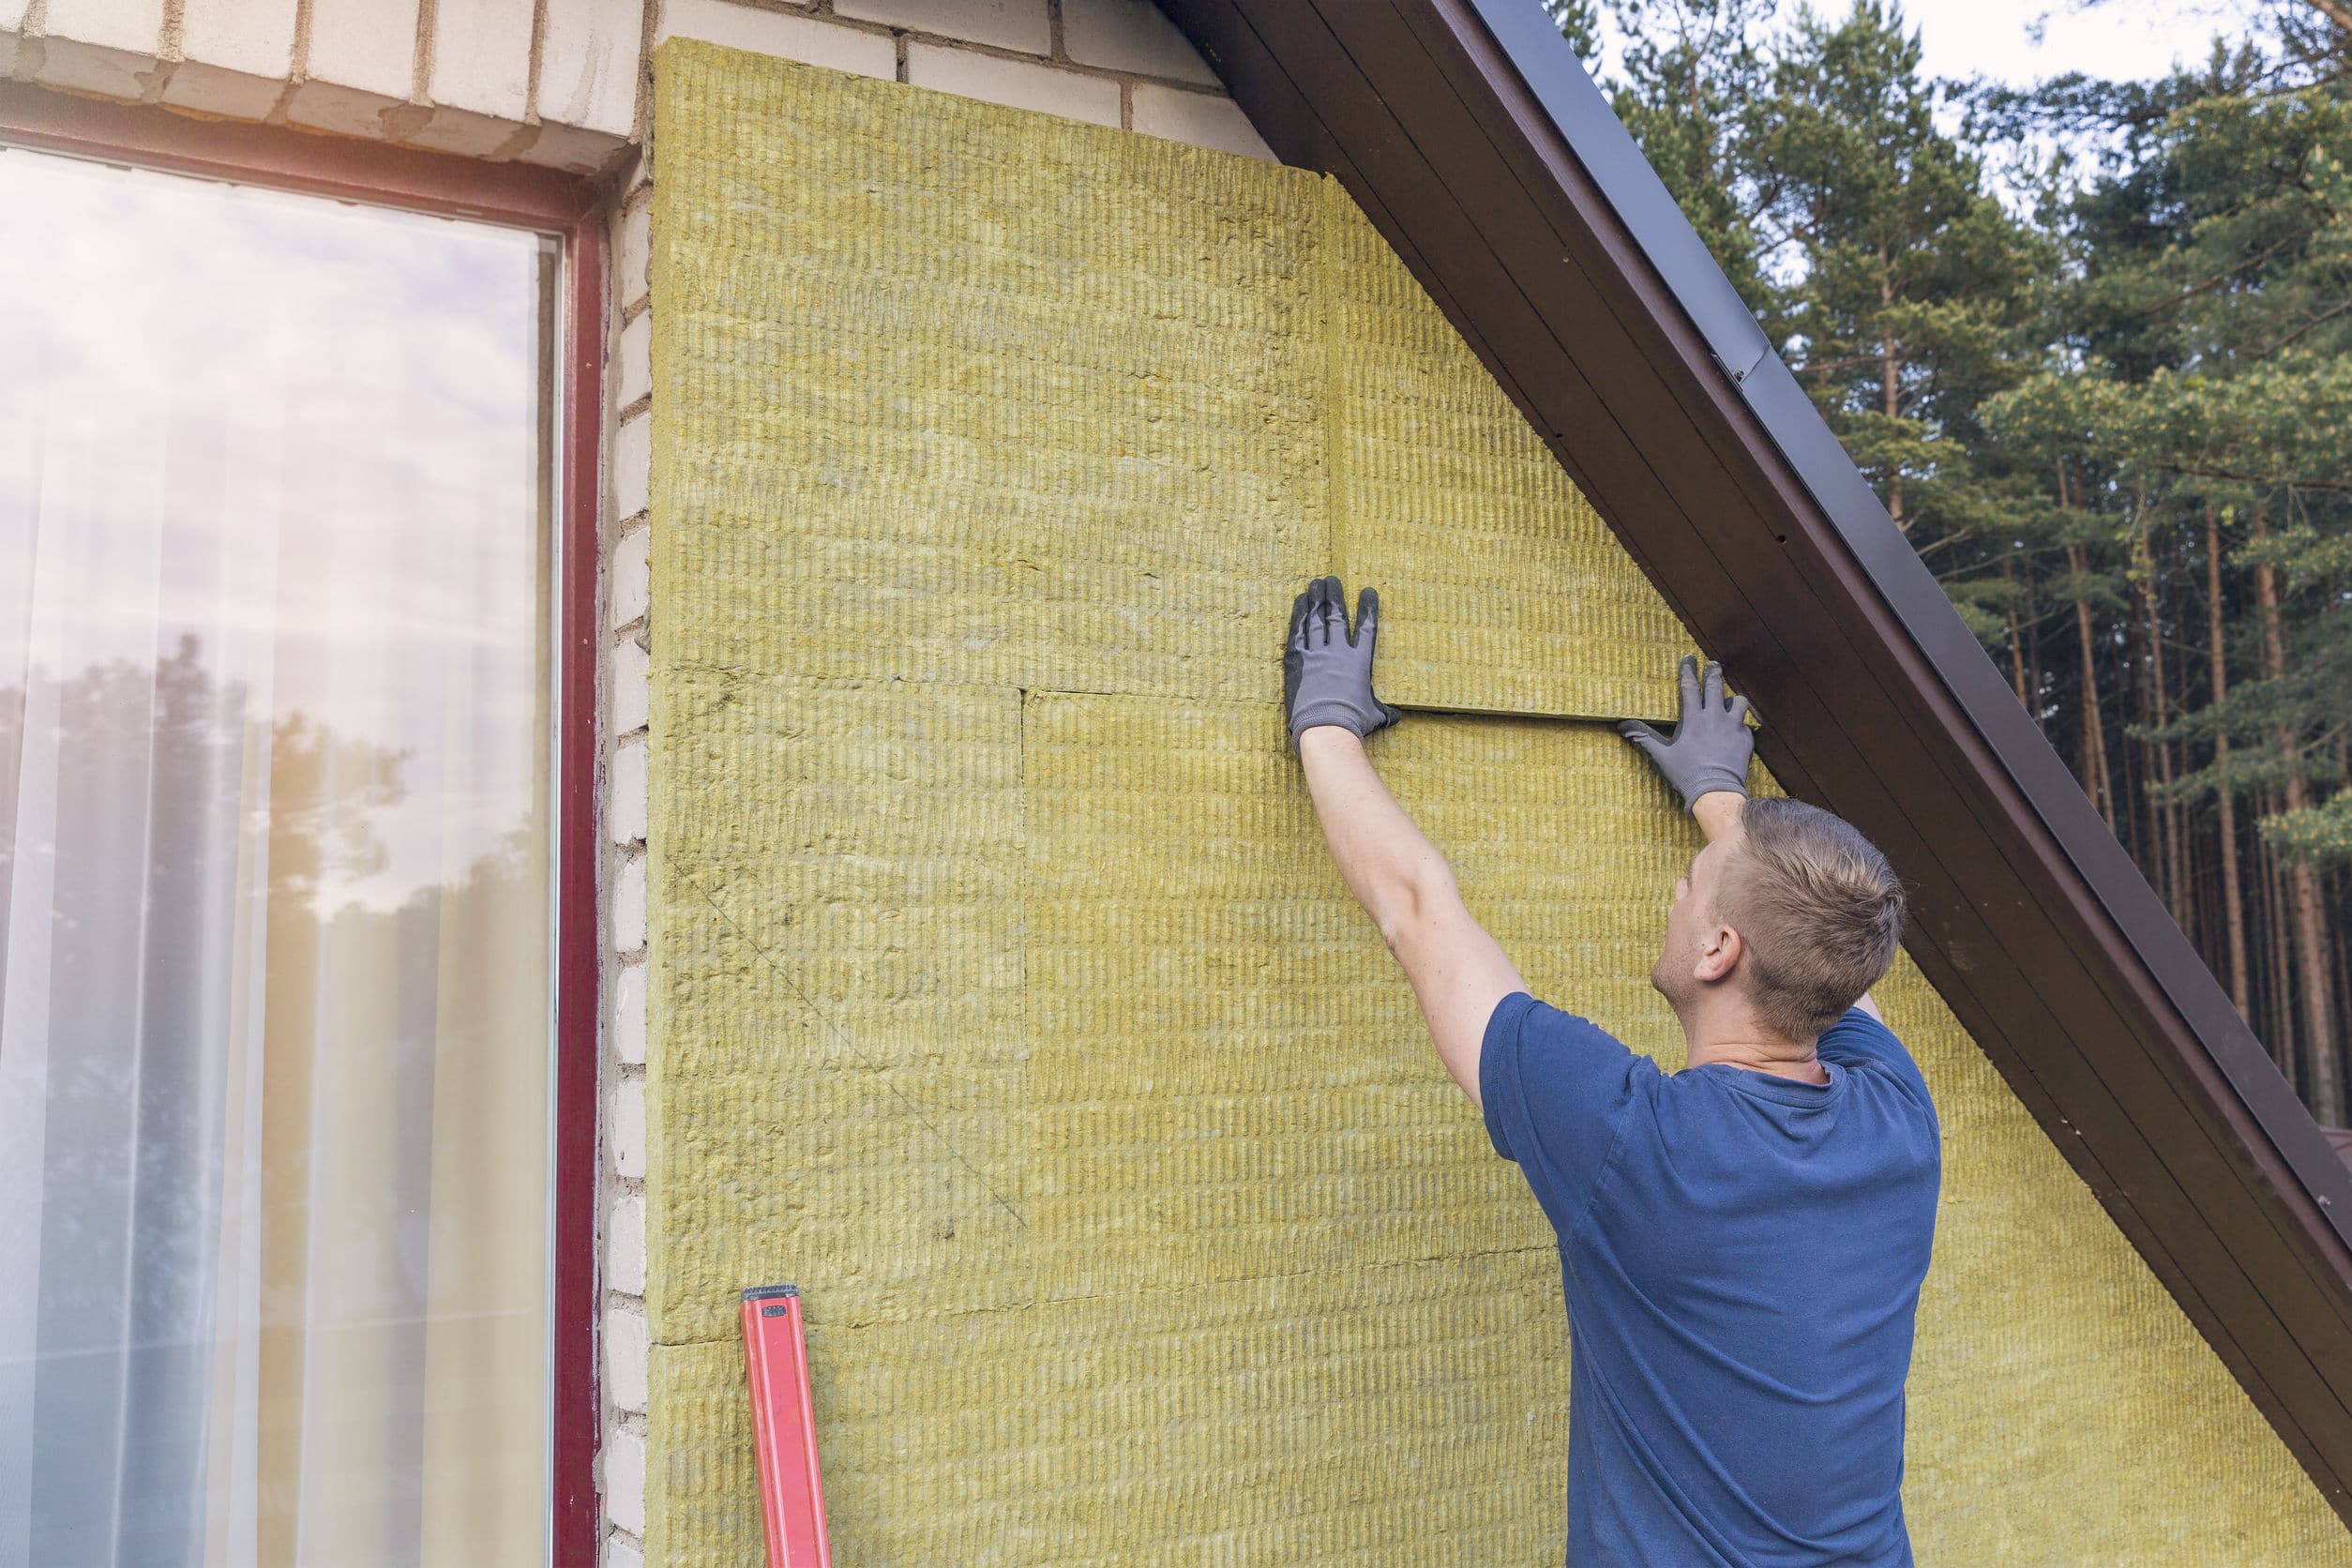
1481,992 -> 1940,1567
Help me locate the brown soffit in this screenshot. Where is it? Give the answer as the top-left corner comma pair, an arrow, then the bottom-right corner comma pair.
1158,0 -> 2352,1521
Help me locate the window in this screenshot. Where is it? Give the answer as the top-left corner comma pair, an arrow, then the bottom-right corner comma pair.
0,141 -> 566,1563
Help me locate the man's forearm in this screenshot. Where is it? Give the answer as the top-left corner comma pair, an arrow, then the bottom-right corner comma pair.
1693,790 -> 1744,843
1297,725 -> 1455,941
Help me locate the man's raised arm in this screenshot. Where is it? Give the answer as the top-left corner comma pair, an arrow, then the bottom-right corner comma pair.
1285,576 -> 1526,1108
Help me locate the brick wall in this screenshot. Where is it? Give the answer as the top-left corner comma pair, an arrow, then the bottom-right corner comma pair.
5,5 -> 1274,1563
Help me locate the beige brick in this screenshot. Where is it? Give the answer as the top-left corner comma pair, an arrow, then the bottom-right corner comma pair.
905,41 -> 1120,128
602,1427 -> 646,1536
42,0 -> 161,54
616,309 -> 652,410
516,119 -> 628,175
612,961 -> 646,1066
282,79 -> 404,138
611,523 -> 650,629
610,735 -> 648,845
836,0 -> 1047,53
32,37 -> 157,98
654,0 -> 894,79
605,1303 -> 651,1411
539,0 -> 643,136
429,0 -> 535,121
305,0 -> 417,100
1132,83 -> 1272,160
0,33 -> 19,74
1062,0 -> 1217,85
177,0 -> 294,78
160,60 -> 284,118
616,203 -> 651,310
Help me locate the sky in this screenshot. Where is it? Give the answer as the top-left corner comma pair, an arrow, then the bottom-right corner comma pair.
1591,0 -> 2266,93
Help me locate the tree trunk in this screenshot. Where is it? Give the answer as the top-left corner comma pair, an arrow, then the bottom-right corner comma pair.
1878,260 -> 1903,527
2255,515 -> 2341,1122
2003,558 -> 2032,712
2261,803 -> 2298,1090
2207,506 -> 2249,1017
2142,545 -> 2185,925
2066,541 -> 2116,830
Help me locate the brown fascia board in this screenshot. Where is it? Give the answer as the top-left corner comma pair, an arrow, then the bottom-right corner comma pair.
1159,0 -> 2352,1520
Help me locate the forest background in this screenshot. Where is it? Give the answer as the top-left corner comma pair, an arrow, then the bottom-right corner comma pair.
1547,0 -> 2352,1121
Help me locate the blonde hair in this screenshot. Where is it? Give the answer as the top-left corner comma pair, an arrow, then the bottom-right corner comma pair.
1719,798 -> 1907,1041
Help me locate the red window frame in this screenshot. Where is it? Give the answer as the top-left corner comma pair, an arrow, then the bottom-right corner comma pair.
0,82 -> 611,1566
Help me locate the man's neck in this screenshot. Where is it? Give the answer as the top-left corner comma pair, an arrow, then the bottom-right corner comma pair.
1680,1018 -> 1828,1085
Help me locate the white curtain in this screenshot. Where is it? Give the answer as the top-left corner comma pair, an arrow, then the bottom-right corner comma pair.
0,147 -> 556,1568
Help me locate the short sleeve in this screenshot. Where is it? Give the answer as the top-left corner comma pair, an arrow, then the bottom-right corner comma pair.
1479,991 -> 1651,1232
1816,1007 -> 1936,1116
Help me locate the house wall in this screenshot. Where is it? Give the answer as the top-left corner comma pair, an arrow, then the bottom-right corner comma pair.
2,6 -> 1267,1564
643,37 -> 2352,1568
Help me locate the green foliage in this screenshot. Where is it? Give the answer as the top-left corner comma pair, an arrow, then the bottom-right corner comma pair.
1592,0 -> 2352,1094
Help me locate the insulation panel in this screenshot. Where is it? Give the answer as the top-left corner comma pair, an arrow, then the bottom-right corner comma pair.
644,38 -> 2352,1568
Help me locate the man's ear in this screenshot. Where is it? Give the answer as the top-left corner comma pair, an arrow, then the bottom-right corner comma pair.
1692,922 -> 1743,986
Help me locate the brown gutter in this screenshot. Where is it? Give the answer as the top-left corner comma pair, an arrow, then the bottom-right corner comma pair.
1158,0 -> 2352,1520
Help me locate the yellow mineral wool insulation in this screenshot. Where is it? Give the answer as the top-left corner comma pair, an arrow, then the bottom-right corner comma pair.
645,37 -> 2352,1567
1321,177 -> 1692,720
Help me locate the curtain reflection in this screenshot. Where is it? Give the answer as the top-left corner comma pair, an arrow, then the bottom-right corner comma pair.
0,148 -> 554,1567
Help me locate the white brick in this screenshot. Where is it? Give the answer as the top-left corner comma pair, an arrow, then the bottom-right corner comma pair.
612,849 -> 646,951
611,410 -> 651,520
400,104 -> 523,158
612,963 -> 646,1066
611,635 -> 649,734
177,0 -> 294,79
305,0 -> 418,100
906,42 -> 1119,128
610,736 -> 648,845
282,79 -> 404,138
605,1304 -> 651,1412
615,309 -> 652,410
611,1076 -> 646,1179
1062,0 -> 1216,85
429,0 -> 534,120
609,1192 -> 647,1297
42,0 -> 162,54
655,0 -> 895,79
836,0 -> 1046,53
617,203 -> 651,309
33,37 -> 158,98
539,0 -> 642,136
516,119 -> 628,175
604,1533 -> 644,1568
611,524 -> 650,628
0,0 -> 30,38
1132,84 -> 1271,160
160,61 -> 285,118
603,1427 -> 646,1536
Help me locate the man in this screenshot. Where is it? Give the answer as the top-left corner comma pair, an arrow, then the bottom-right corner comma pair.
1283,575 -> 1940,1567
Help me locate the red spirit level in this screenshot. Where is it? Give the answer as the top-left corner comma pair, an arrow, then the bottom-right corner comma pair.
741,1285 -> 832,1568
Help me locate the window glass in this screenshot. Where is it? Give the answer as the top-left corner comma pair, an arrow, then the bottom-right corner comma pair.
0,144 -> 557,1566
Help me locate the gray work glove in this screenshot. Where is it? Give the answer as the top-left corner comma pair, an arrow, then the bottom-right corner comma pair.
1283,575 -> 1402,751
1618,655 -> 1754,810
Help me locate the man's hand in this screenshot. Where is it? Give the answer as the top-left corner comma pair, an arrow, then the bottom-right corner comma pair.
1618,655 -> 1754,814
1284,575 -> 1402,751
